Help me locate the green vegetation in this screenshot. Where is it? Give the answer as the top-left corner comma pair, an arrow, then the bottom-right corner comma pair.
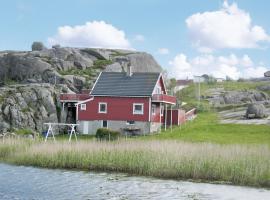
96,128 -> 120,141
146,112 -> 270,145
57,59 -> 113,88
110,50 -> 134,57
1,139 -> 269,188
21,107 -> 31,113
15,129 -> 33,136
3,78 -> 17,86
58,59 -> 113,77
58,59 -> 113,86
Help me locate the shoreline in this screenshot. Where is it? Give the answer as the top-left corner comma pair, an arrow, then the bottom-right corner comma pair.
1,161 -> 268,190
1,139 -> 269,188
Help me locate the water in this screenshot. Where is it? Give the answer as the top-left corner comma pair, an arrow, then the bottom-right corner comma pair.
0,164 -> 269,200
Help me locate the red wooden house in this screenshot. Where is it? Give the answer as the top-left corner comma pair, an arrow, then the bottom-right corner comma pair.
60,69 -> 176,135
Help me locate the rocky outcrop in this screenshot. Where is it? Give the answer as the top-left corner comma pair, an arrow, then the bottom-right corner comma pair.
0,47 -> 162,92
0,84 -> 71,133
246,104 -> 268,119
257,85 -> 270,92
223,91 -> 269,104
208,90 -> 269,106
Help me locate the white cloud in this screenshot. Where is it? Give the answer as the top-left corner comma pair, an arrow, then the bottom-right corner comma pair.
133,34 -> 145,42
241,54 -> 253,67
168,54 -> 193,79
157,48 -> 170,55
244,66 -> 268,78
48,21 -> 131,49
186,1 -> 270,52
168,53 -> 268,80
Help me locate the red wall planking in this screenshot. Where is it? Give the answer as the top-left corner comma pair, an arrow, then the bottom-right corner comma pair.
78,96 -> 150,122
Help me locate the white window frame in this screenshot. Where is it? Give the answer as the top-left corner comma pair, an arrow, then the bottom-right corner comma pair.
101,120 -> 108,128
160,105 -> 164,116
98,102 -> 107,113
152,104 -> 156,115
133,103 -> 144,115
80,104 -> 86,111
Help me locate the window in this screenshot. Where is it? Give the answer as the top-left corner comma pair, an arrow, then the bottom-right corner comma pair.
102,120 -> 108,128
156,86 -> 161,94
133,103 -> 144,115
152,104 -> 156,115
80,104 -> 86,110
99,102 -> 107,113
126,120 -> 135,125
160,105 -> 164,116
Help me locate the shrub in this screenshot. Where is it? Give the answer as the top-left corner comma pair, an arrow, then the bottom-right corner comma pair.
15,129 -> 34,136
31,41 -> 46,51
95,128 -> 120,141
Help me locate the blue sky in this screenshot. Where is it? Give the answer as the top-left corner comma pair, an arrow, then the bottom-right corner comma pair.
1,0 -> 270,79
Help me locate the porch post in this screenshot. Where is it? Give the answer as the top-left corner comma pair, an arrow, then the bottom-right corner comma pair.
159,103 -> 162,133
170,105 -> 172,132
76,104 -> 79,122
164,104 -> 167,131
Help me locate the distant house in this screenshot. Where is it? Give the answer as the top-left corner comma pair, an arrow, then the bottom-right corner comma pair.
60,68 -> 177,135
216,78 -> 225,82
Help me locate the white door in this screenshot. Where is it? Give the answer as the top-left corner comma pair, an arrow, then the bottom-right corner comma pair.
83,122 -> 88,134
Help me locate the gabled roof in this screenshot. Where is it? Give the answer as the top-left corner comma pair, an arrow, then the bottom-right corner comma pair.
91,72 -> 161,97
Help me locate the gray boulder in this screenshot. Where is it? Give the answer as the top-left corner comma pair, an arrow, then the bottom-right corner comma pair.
264,71 -> 270,77
223,91 -> 269,104
31,42 -> 47,51
246,104 -> 268,119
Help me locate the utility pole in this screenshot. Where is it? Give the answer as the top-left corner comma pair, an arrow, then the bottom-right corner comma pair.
194,76 -> 202,106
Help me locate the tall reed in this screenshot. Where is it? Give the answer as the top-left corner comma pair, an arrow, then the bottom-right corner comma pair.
2,139 -> 270,187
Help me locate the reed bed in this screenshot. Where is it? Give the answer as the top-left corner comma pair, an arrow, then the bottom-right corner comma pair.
1,139 -> 270,187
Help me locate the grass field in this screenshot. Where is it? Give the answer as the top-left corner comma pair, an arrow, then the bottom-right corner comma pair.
1,139 -> 269,188
145,112 -> 270,145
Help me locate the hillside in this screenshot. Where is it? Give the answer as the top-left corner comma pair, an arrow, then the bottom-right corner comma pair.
177,80 -> 270,124
0,47 -> 162,133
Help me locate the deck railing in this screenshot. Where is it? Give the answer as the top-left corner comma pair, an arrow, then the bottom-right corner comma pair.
152,94 -> 176,104
60,93 -> 90,101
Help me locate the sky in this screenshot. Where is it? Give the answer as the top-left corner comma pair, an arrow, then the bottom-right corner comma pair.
1,0 -> 270,80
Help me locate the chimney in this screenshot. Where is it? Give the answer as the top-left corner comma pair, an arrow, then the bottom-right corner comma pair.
127,64 -> 133,77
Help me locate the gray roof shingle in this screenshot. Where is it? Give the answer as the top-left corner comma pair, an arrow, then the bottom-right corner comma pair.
91,72 -> 160,96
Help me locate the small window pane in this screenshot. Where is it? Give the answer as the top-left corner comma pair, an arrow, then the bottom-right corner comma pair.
133,104 -> 143,114
135,105 -> 142,111
99,103 -> 107,113
102,120 -> 108,128
127,120 -> 135,125
81,104 -> 86,110
152,105 -> 156,115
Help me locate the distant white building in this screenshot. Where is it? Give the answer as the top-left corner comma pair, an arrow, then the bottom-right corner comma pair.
216,78 -> 225,82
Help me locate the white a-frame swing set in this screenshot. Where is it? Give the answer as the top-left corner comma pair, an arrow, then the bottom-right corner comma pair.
44,123 -> 79,142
